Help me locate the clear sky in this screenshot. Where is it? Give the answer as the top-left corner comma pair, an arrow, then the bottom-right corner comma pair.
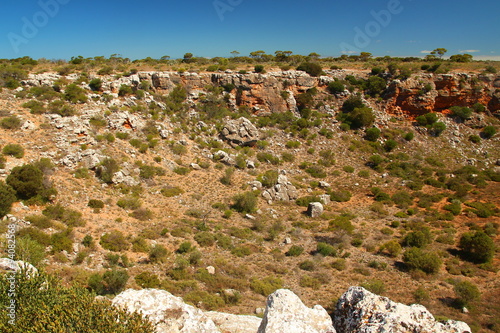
2,0 -> 500,60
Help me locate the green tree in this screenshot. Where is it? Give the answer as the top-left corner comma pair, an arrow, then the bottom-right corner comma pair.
6,164 -> 44,200
450,106 -> 472,121
0,181 -> 16,217
454,280 -> 480,308
365,127 -> 381,142
431,48 -> 448,59
458,230 -> 495,263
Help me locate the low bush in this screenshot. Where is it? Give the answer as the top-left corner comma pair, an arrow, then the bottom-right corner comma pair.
135,272 -> 161,288
100,230 -> 130,252
149,244 -> 169,263
161,186 -> 184,197
317,242 -> 336,257
231,191 -> 258,213
286,245 -> 304,257
403,247 -> 442,274
453,280 -> 481,308
0,271 -> 153,332
3,144 -> 24,158
0,116 -> 21,129
250,276 -> 283,296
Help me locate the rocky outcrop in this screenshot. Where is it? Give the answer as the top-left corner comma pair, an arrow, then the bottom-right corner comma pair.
257,289 -> 336,333
261,174 -> 298,203
112,288 -> 220,333
221,117 -> 260,147
111,287 -> 471,333
0,258 -> 38,277
22,71 -> 500,118
334,286 -> 471,333
385,73 -> 500,118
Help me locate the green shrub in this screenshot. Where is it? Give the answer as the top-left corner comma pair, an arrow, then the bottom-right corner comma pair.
149,244 -> 169,263
48,100 -> 76,116
404,132 -> 414,141
0,271 -> 153,332
135,272 -> 160,288
361,279 -> 386,294
317,242 -> 336,257
177,241 -> 193,254
161,186 -> 184,197
286,245 -> 304,257
328,215 -> 355,234
14,236 -> 46,267
482,125 -> 496,139
22,100 -> 46,114
24,214 -> 53,229
299,260 -> 316,271
100,230 -> 130,252
129,208 -> 153,221
0,181 -> 16,218
329,190 -> 352,202
299,275 -> 321,289
469,135 -> 481,143
50,229 -> 74,253
391,191 -> 413,209
365,127 -> 381,141
194,232 -> 216,247
403,247 -> 442,274
95,158 -> 119,184
379,240 -> 402,258
118,85 -> 133,97
64,84 -> 87,103
259,170 -> 279,188
89,78 -> 102,91
184,291 -> 225,311
254,65 -> 265,73
256,152 -> 281,165
116,197 -> 142,210
453,280 -> 481,308
42,204 -> 85,227
250,276 -> 283,296
3,144 -> 24,158
416,112 -> 438,126
88,199 -> 104,209
331,259 -> 346,271
6,164 -> 45,200
231,246 -> 252,257
402,229 -> 433,248
384,139 -> 397,152
458,231 -> 495,263
231,191 -> 258,213
450,106 -> 472,121
305,165 -> 327,178
328,80 -> 345,94
297,62 -> 322,76
173,167 -> 190,175
0,116 -> 22,129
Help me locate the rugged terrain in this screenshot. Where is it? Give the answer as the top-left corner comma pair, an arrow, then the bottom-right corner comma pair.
1,63 -> 499,332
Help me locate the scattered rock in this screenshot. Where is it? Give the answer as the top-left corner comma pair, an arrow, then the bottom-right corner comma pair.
258,289 -> 336,333
261,174 -> 298,203
214,150 -> 236,166
319,181 -> 330,188
220,117 -> 260,147
284,237 -> 292,244
206,266 -> 216,275
334,286 -> 471,333
307,202 -> 324,218
112,288 -> 220,333
190,163 -> 202,170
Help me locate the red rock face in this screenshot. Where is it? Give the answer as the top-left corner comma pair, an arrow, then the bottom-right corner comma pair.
384,74 -> 500,119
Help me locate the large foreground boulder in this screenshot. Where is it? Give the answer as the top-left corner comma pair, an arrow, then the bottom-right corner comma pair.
258,289 -> 336,333
334,286 -> 471,333
112,288 -> 220,333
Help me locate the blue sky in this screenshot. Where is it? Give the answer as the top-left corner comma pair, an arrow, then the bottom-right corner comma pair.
1,0 -> 500,60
